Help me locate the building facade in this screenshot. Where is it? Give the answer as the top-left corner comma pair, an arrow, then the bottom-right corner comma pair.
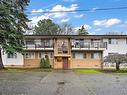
2,35 -> 127,69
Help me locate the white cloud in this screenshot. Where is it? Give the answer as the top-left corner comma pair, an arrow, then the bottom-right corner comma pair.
95,28 -> 102,32
83,24 -> 92,30
30,4 -> 79,25
30,15 -> 49,26
74,14 -> 84,18
32,9 -> 44,13
93,18 -> 121,27
61,18 -> 70,23
49,4 -> 78,18
89,32 -> 96,35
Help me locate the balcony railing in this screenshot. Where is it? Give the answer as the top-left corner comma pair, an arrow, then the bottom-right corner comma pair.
24,44 -> 53,50
72,42 -> 107,50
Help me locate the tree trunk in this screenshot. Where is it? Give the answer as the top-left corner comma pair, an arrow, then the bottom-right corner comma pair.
101,61 -> 103,70
116,62 -> 120,71
0,50 -> 4,69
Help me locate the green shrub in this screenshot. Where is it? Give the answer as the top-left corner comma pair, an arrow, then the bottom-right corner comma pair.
40,55 -> 51,68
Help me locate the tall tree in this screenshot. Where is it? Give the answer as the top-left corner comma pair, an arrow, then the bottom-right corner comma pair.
104,54 -> 127,71
34,19 -> 60,35
0,0 -> 29,69
78,25 -> 89,35
59,23 -> 73,35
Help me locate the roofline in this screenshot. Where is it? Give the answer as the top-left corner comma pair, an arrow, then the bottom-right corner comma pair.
24,35 -> 127,39
24,35 -> 127,36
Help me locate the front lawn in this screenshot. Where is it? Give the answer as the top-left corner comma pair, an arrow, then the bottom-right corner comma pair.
74,69 -> 102,74
74,68 -> 127,74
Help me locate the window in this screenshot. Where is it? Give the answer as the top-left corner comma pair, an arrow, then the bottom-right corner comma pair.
73,52 -> 87,59
108,38 -> 111,44
56,57 -> 62,62
7,53 -> 17,58
25,52 -> 35,59
57,40 -> 68,54
108,39 -> 118,44
26,40 -> 35,45
74,52 -> 84,59
72,53 -> 75,58
91,53 -> 100,59
44,40 -> 51,47
39,52 -> 53,58
83,53 -> 87,58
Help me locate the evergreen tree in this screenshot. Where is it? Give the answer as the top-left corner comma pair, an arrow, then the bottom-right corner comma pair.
0,0 -> 29,69
78,25 -> 89,35
34,19 -> 60,35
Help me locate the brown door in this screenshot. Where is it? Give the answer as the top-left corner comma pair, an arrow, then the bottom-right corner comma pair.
63,57 -> 68,69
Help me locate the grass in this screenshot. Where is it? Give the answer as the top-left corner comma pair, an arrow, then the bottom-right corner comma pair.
0,68 -> 26,73
74,69 -> 102,74
74,68 -> 127,75
0,68 -> 52,73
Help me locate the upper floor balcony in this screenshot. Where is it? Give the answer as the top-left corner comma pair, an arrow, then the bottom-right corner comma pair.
24,39 -> 54,50
24,44 -> 53,50
72,42 -> 107,51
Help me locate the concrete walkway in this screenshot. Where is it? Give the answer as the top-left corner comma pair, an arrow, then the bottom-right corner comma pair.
33,70 -> 91,95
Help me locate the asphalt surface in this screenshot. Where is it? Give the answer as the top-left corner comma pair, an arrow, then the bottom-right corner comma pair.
0,70 -> 127,95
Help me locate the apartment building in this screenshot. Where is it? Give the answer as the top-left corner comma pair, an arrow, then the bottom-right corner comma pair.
2,35 -> 127,69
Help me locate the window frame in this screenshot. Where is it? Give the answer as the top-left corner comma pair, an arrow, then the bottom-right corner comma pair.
7,53 -> 17,59
25,52 -> 35,59
91,52 -> 101,59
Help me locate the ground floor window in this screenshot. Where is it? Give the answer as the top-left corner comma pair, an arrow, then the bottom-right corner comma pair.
39,52 -> 53,58
7,53 -> 17,58
73,52 -> 101,59
91,52 -> 101,59
25,52 -> 35,59
73,52 -> 86,59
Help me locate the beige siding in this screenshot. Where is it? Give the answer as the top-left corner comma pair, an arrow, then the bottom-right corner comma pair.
71,59 -> 101,68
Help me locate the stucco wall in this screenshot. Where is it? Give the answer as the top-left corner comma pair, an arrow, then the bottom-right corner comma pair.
103,39 -> 127,57
2,51 -> 24,67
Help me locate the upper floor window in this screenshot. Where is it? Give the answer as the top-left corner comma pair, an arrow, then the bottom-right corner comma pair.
57,39 -> 68,54
26,39 -> 35,45
7,53 -> 17,59
108,39 -> 118,44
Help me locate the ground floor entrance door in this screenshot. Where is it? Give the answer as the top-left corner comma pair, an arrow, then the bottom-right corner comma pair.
63,57 -> 68,69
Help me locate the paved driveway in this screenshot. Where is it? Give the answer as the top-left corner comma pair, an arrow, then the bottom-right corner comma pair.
0,70 -> 127,95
